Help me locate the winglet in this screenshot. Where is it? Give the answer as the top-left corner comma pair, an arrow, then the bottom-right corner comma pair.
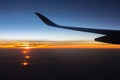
35,12 -> 59,27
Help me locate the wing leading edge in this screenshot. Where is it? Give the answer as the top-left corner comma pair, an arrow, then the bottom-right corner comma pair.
35,12 -> 120,35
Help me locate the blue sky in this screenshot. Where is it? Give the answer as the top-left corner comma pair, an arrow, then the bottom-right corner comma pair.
0,0 -> 120,41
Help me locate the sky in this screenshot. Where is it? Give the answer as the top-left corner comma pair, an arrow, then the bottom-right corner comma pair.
0,0 -> 120,41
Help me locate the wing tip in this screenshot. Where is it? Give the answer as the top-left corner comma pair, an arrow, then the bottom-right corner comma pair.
35,12 -> 59,27
34,12 -> 40,16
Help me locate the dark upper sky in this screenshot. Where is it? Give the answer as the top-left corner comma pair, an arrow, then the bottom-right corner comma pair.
0,0 -> 120,41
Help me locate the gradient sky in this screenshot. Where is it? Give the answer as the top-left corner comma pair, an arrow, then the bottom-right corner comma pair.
0,0 -> 120,41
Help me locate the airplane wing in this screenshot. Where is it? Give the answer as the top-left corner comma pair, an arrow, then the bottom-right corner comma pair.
35,12 -> 120,35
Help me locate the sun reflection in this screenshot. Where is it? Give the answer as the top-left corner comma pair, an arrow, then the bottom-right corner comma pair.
22,51 -> 28,54
20,46 -> 31,66
22,62 -> 29,66
22,48 -> 30,54
17,46 -> 32,80
25,56 -> 30,59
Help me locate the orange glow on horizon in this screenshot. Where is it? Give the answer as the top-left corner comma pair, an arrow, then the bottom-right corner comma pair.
2,44 -> 120,49
46,44 -> 120,49
0,41 -> 119,49
24,46 -> 31,49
